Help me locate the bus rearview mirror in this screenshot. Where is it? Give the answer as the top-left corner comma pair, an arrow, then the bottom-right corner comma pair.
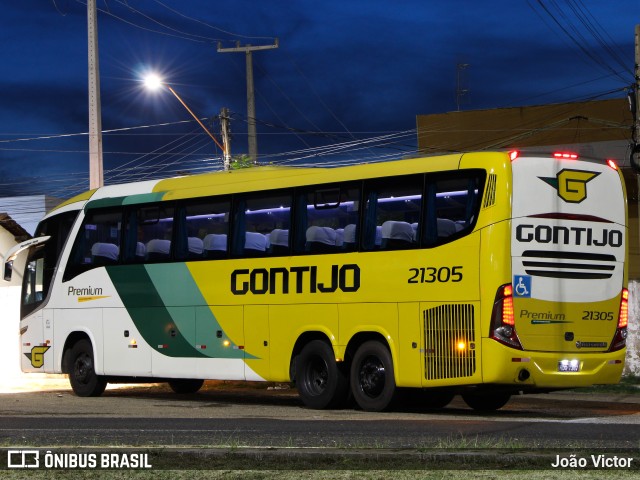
3,260 -> 13,282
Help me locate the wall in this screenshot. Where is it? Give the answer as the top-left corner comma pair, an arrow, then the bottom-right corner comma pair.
627,281 -> 640,375
0,195 -> 60,236
0,226 -> 29,385
0,286 -> 22,381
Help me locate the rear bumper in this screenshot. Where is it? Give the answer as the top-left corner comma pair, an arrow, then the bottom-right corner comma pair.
481,338 -> 625,389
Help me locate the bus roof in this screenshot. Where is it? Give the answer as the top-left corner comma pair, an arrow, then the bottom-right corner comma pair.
50,152 -> 508,214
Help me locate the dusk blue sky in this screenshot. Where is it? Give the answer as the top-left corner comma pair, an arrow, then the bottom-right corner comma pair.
0,1 -> 636,199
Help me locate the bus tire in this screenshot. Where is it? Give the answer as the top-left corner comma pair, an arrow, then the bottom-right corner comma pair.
462,392 -> 511,411
67,339 -> 107,397
350,340 -> 396,412
296,339 -> 348,409
168,379 -> 204,394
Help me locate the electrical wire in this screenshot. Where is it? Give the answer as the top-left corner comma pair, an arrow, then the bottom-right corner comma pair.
530,0 -> 632,84
150,0 -> 276,42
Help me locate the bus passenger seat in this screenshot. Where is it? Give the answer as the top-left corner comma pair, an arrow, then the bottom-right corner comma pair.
381,221 -> 414,249
244,232 -> 267,257
343,224 -> 357,251
411,223 -> 419,241
203,234 -> 227,259
146,239 -> 171,261
437,218 -> 458,238
135,242 -> 146,261
91,242 -> 119,265
306,226 -> 337,253
270,229 -> 289,254
187,237 -> 204,259
375,225 -> 383,248
335,228 -> 344,248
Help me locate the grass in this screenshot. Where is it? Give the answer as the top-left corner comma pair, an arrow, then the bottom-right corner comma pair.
2,469 -> 639,480
570,375 -> 640,394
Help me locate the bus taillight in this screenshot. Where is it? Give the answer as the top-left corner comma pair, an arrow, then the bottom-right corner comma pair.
509,150 -> 520,161
553,152 -> 579,160
606,159 -> 618,170
609,288 -> 628,352
490,283 -> 523,350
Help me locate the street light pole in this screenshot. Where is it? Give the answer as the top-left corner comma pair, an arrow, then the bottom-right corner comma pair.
220,107 -> 231,172
144,74 -> 229,171
165,85 -> 225,153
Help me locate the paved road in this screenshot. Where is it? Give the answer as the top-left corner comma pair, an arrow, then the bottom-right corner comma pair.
1,382 -> 639,449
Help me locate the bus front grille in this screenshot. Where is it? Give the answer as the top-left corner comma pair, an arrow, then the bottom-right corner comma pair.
521,250 -> 616,280
423,304 -> 476,380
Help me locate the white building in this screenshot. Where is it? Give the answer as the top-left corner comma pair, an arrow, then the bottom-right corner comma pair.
0,195 -> 61,236
0,213 -> 30,381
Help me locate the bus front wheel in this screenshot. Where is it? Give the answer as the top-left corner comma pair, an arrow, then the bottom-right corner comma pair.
350,341 -> 396,412
67,339 -> 107,397
295,339 -> 348,409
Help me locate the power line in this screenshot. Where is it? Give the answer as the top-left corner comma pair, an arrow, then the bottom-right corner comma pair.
150,0 -> 275,42
0,119 -> 205,144
530,0 -> 632,84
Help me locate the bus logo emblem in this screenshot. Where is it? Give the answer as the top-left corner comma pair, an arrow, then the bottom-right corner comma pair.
24,346 -> 50,368
539,169 -> 599,203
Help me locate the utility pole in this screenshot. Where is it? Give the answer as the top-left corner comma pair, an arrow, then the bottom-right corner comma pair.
634,25 -> 639,158
220,107 -> 231,171
456,63 -> 470,112
217,39 -> 279,164
87,0 -> 103,189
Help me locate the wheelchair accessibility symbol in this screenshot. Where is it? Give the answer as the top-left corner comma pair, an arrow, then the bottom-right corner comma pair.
513,275 -> 531,298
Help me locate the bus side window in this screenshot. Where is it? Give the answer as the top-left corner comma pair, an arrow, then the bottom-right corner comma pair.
176,198 -> 230,261
134,205 -> 174,263
362,175 -> 422,251
296,183 -> 360,254
232,190 -> 292,258
423,171 -> 485,247
65,208 -> 123,279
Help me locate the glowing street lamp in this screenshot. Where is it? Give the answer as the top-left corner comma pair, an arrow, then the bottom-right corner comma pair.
143,74 -> 230,171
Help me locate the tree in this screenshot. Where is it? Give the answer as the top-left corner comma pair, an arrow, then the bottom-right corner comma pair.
231,154 -> 254,170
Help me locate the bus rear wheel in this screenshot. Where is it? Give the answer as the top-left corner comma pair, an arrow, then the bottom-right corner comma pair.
350,341 -> 395,412
462,392 -> 511,411
168,379 -> 204,394
296,340 -> 348,409
67,339 -> 107,397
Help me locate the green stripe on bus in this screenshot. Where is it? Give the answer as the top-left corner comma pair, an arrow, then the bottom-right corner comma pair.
106,265 -> 207,358
106,264 -> 248,359
122,192 -> 166,205
85,192 -> 166,211
85,197 -> 125,210
144,263 -> 249,359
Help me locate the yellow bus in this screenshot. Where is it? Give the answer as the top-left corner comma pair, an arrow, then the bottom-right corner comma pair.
3,151 -> 628,411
